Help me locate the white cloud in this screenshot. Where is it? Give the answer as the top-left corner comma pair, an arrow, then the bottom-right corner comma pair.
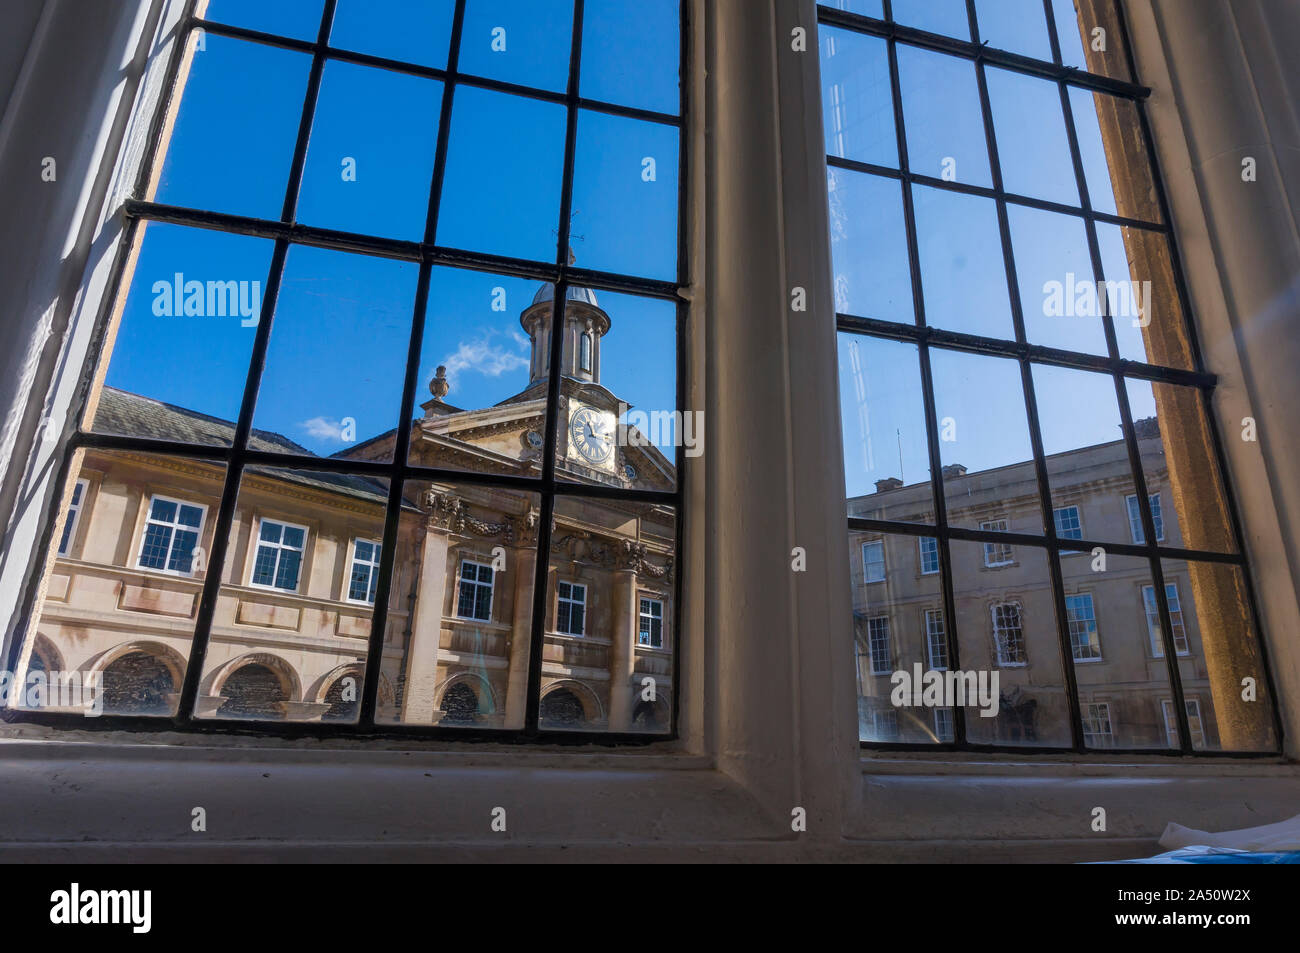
299,416 -> 347,442
438,333 -> 530,390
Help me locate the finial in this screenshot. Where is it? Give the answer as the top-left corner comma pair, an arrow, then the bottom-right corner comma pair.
430,365 -> 449,399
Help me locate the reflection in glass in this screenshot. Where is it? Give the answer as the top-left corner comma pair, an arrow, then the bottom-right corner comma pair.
896,45 -> 991,187
827,168 -> 913,323
820,26 -> 896,168
839,335 -> 934,522
985,67 -> 1079,206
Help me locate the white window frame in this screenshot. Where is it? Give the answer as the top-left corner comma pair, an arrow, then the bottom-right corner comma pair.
862,539 -> 885,583
1143,583 -> 1190,656
135,493 -> 208,578
991,601 -> 1026,666
57,478 -> 90,557
455,557 -> 495,622
867,615 -> 891,675
924,607 -> 947,670
556,580 -> 587,636
1082,702 -> 1114,747
872,709 -> 899,741
1163,698 -> 1206,749
248,517 -> 308,593
933,707 -> 954,742
1126,492 -> 1165,544
1052,505 -> 1083,544
918,536 -> 939,575
1064,591 -> 1102,662
979,519 -> 1013,567
638,596 -> 665,648
345,537 -> 383,605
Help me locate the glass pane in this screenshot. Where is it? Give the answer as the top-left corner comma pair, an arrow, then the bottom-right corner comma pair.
891,0 -> 971,39
458,0 -> 574,93
297,61 -> 443,240
912,185 -> 1014,339
1097,223 -> 1193,369
436,86 -> 567,263
201,0 -> 324,42
850,532 -> 951,744
329,0 -> 456,69
896,45 -> 991,187
1032,364 -> 1139,543
975,0 -> 1052,59
1125,378 -> 1236,554
821,0 -> 885,17
985,67 -> 1079,206
408,267 -> 552,476
820,26 -> 897,168
581,0 -> 679,115
541,496 -> 676,733
827,168 -> 913,322
1062,552 -> 1178,749
950,541 -> 1072,746
1159,559 -> 1277,751
570,110 -> 679,281
556,290 -> 678,491
193,467 -> 389,723
253,246 -> 418,461
1050,0 -> 1131,81
839,334 -> 935,522
86,222 -> 275,446
930,348 -> 1042,534
153,35 -> 311,219
13,450 -> 225,718
1069,87 -> 1162,224
1009,204 -> 1109,355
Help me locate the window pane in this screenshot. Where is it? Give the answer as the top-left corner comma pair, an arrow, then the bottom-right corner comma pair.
891,0 -> 971,39
14,450 -> 225,718
828,169 -> 914,322
581,0 -> 679,115
153,35 -> 311,219
542,496 -> 676,734
820,26 -> 896,168
1069,87 -> 1162,224
1050,0 -> 1132,81
896,46 -> 991,187
930,348 -> 1041,534
849,532 -> 952,744
950,542 -> 1072,746
912,186 -> 1015,339
975,0 -> 1052,59
1159,559 -> 1278,752
839,335 -> 934,522
821,0 -> 885,17
1126,379 -> 1236,553
986,68 -> 1080,206
458,0 -> 573,93
436,87 -> 567,263
253,246 -> 418,461
1009,204 -> 1109,355
297,61 -> 443,240
202,0 -> 324,42
86,223 -> 275,446
329,0 -> 456,69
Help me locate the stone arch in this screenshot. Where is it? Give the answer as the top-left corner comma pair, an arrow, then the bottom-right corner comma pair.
435,672 -> 497,715
631,690 -> 671,732
208,652 -> 302,702
28,633 -> 64,675
539,679 -> 603,727
85,640 -> 188,716
312,662 -> 365,722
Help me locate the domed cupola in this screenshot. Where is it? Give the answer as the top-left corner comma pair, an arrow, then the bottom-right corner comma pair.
520,281 -> 611,386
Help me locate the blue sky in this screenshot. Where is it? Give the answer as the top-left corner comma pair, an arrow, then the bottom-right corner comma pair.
102,0 -> 680,456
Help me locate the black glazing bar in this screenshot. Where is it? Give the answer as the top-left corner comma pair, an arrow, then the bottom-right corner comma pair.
825,154 -> 1167,233
880,24 -> 967,746
193,17 -> 681,129
670,0 -> 691,741
356,0 -> 466,730
816,4 -> 1150,100
1043,0 -> 1065,67
133,0 -> 202,201
969,0 -> 1086,751
177,0 -> 338,723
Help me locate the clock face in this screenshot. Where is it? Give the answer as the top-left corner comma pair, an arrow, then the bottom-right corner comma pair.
525,430 -> 543,449
569,406 -> 614,465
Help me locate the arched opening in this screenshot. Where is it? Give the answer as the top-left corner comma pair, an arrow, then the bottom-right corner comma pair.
101,651 -> 176,715
440,682 -> 480,723
321,673 -> 360,722
217,663 -> 287,719
631,697 -> 668,732
539,688 -> 587,728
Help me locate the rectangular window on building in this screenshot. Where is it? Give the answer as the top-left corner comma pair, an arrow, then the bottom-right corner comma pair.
456,559 -> 494,622
934,707 -> 954,742
347,538 -> 382,604
867,615 -> 891,674
919,535 -> 939,574
873,709 -> 899,740
862,539 -> 886,582
924,608 -> 947,670
250,518 -> 306,592
1053,505 -> 1082,542
1082,702 -> 1114,747
980,520 -> 1013,567
1065,592 -> 1102,661
57,478 -> 89,556
1163,698 -> 1206,749
1144,583 -> 1189,656
1126,493 -> 1164,543
991,602 -> 1026,666
638,597 -> 664,648
556,581 -> 587,636
137,495 -> 207,576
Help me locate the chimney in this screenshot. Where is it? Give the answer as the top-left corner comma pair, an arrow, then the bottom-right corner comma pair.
941,464 -> 967,479
874,477 -> 904,493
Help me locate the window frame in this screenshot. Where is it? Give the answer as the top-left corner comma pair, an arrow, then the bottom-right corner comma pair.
979,519 -> 1013,567
924,607 -> 947,670
345,537 -> 383,606
556,580 -> 587,637
861,538 -> 886,583
866,614 -> 891,674
57,478 -> 90,557
1064,591 -> 1102,662
454,557 -> 495,622
134,493 -> 209,578
1082,701 -> 1114,748
246,516 -> 309,594
918,535 -> 939,575
990,601 -> 1026,667
1126,492 -> 1164,543
1143,582 -> 1189,657
638,595 -> 665,648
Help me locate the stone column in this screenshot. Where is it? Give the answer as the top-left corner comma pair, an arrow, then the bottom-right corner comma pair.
503,547 -> 536,730
607,568 -> 638,731
400,526 -> 450,724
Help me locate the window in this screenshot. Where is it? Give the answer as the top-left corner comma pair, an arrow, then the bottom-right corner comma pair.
1082,702 -> 1114,747
137,495 -> 206,576
57,479 -> 89,556
557,581 -> 587,637
924,608 -> 947,670
1163,698 -> 1206,749
1143,583 -> 1189,656
250,519 -> 306,592
455,559 -> 494,622
991,603 -> 1026,666
934,707 -> 954,742
1126,493 -> 1164,543
980,520 -> 1013,567
1065,593 -> 1101,661
873,709 -> 899,741
638,597 -> 664,648
347,538 -> 382,604
862,539 -> 886,582
918,536 -> 939,574
579,332 -> 592,373
867,616 -> 891,674
1052,505 -> 1082,542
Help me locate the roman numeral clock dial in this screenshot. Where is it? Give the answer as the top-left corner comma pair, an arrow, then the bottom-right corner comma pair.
568,406 -> 615,468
